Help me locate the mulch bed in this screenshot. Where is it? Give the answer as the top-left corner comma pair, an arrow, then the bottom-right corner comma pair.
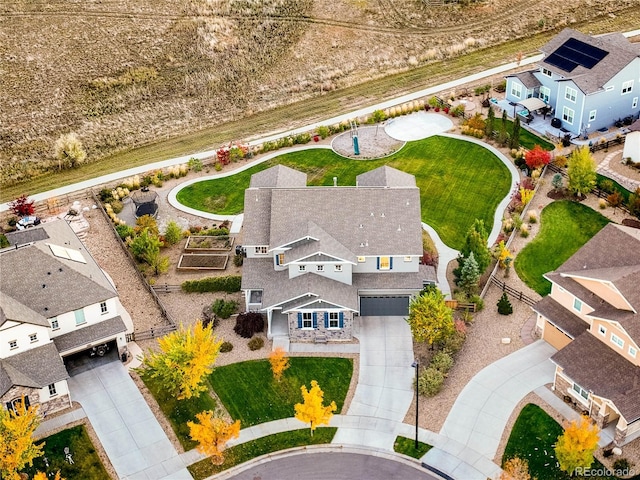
177,253 -> 228,269
622,218 -> 640,229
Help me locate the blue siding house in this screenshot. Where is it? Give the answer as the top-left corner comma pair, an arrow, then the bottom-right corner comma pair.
505,28 -> 640,137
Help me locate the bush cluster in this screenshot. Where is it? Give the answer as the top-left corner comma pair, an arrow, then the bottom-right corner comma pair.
234,312 -> 265,338
248,336 -> 264,351
181,275 -> 242,293
460,126 -> 484,138
212,299 -> 238,319
220,341 -> 234,353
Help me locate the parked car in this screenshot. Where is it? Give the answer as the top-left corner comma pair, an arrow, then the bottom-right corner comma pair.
16,216 -> 41,230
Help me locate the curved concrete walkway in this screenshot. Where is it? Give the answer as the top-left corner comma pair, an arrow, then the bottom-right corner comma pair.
422,222 -> 458,298
597,149 -> 640,193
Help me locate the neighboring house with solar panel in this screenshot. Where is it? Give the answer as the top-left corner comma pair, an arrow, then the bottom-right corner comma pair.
505,28 -> 640,137
531,224 -> 640,446
0,220 -> 133,416
240,164 -> 436,342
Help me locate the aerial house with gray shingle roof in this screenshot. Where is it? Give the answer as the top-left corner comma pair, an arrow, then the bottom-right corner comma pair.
0,220 -> 133,416
505,28 -> 640,137
241,165 -> 436,342
532,223 -> 640,446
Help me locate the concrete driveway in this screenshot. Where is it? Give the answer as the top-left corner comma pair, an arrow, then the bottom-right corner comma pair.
332,316 -> 415,450
436,340 -> 557,459
68,360 -> 192,479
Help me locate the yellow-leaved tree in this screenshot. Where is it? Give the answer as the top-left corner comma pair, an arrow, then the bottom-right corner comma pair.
187,410 -> 240,465
141,321 -> 223,400
294,380 -> 337,436
0,398 -> 44,480
34,471 -> 64,480
269,347 -> 290,382
555,415 -> 600,476
500,457 -> 534,480
406,288 -> 454,345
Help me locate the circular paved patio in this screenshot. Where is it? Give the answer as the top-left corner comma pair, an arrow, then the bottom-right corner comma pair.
384,111 -> 454,141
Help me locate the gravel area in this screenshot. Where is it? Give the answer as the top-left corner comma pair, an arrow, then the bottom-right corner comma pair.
331,125 -> 404,159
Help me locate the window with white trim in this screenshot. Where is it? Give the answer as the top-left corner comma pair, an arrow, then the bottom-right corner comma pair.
573,297 -> 582,312
565,86 -> 577,102
357,256 -> 365,263
9,340 -> 17,349
277,253 -> 285,265
588,110 -> 597,122
633,97 -> 638,109
298,265 -> 306,272
316,265 -> 324,272
598,325 -> 606,336
562,106 -> 574,125
328,312 -> 340,329
539,86 -> 550,103
29,333 -> 37,343
379,256 -> 390,270
622,80 -> 633,94
100,301 -> 108,314
572,383 -> 589,401
611,333 -> 624,348
629,346 -> 637,358
541,68 -> 552,77
48,384 -> 57,396
254,246 -> 268,255
334,264 -> 342,272
511,82 -> 522,99
302,312 -> 312,329
50,318 -> 59,330
74,309 -> 86,326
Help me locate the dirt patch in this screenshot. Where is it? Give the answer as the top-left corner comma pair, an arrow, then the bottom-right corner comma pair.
177,253 -> 229,269
332,125 -> 404,159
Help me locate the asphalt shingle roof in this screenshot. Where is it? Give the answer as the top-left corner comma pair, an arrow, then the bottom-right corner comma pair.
53,316 -> 127,354
532,296 -> 588,339
552,332 -> 640,423
539,28 -> 639,94
0,342 -> 69,397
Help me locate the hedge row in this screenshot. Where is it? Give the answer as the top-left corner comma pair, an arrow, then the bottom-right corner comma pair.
181,275 -> 241,293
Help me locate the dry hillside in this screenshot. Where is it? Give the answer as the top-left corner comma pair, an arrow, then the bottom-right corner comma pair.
1,0 -> 637,186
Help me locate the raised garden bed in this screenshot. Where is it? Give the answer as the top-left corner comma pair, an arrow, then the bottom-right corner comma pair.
184,235 -> 234,252
178,253 -> 228,270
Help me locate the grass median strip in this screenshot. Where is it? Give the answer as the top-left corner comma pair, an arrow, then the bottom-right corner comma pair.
393,436 -> 433,459
187,427 -> 337,479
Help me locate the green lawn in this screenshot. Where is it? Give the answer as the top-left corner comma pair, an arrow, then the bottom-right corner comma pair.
504,119 -> 555,150
141,373 -> 219,450
514,201 -> 610,295
393,436 -> 433,459
503,404 -> 617,480
176,136 -> 512,249
22,426 -> 110,480
209,357 -> 352,427
187,427 -> 337,479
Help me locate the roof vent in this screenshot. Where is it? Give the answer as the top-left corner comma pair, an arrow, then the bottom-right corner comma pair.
360,242 -> 365,247
47,272 -> 51,275
397,225 -> 402,232
381,213 -> 385,217
44,307 -> 48,312
359,224 -> 363,229
42,284 -> 46,288
365,241 -> 369,247
406,200 -> 410,206
370,212 -> 374,216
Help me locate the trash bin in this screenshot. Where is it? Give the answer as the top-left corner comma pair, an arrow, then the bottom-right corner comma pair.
121,352 -> 128,363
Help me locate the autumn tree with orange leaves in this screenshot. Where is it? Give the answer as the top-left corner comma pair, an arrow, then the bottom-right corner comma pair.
555,415 -> 599,476
0,398 -> 44,480
34,472 -> 64,480
500,457 -> 534,480
188,411 -> 240,465
294,380 -> 337,435
269,347 -> 290,382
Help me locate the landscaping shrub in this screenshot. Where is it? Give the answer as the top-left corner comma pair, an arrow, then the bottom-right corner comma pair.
136,214 -> 159,236
497,292 -> 513,315
233,254 -> 243,267
99,188 -> 114,202
248,336 -> 264,351
182,275 -> 241,293
430,351 -> 454,374
201,304 -> 220,330
220,341 -> 234,353
440,330 -> 466,355
293,133 -> 312,144
316,126 -> 330,139
109,199 -> 124,213
188,157 -> 203,172
469,295 -> 484,311
0,234 -> 9,248
418,367 -> 444,397
598,198 -> 607,209
115,224 -> 136,240
212,299 -> 238,319
234,312 -> 265,338
164,220 -> 183,245
201,227 -> 229,237
612,458 -> 631,472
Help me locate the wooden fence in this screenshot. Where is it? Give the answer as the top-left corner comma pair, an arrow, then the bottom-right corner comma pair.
151,284 -> 182,294
489,276 -> 537,307
128,325 -> 178,342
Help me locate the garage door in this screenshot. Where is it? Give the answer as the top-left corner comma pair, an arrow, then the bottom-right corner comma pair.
359,296 -> 410,317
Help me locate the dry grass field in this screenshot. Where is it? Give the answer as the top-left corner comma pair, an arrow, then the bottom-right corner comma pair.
1,0 -> 639,191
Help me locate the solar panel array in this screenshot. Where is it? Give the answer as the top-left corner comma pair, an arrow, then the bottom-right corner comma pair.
545,38 -> 609,73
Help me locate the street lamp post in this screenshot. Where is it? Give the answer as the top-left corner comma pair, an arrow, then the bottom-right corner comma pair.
411,360 -> 419,449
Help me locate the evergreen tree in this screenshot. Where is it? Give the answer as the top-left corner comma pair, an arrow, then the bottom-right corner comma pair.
459,252 -> 480,297
497,292 -> 513,315
510,114 -> 521,149
485,105 -> 495,138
